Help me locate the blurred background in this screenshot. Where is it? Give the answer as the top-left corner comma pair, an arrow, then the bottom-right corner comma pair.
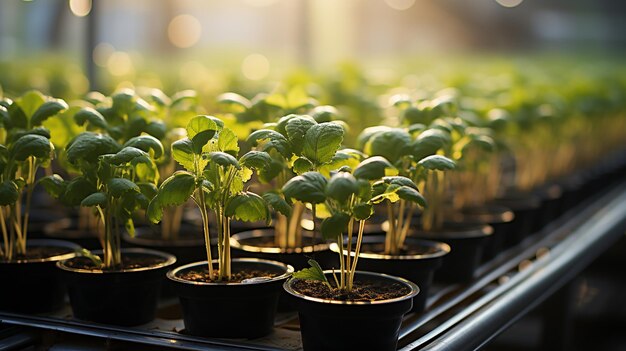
1,0 -> 625,98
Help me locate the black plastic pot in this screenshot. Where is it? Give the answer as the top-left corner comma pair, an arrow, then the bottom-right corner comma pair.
492,192 -> 541,247
57,248 -> 176,326
0,239 -> 79,313
168,258 -> 293,338
230,229 -> 333,270
414,223 -> 493,283
330,235 -> 449,313
284,271 -> 418,351
451,205 -> 515,261
533,183 -> 563,230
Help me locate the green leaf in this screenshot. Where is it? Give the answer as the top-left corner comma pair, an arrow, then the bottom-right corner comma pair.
107,178 -> 139,197
321,212 -> 350,240
353,156 -> 397,180
311,105 -> 339,123
396,187 -> 427,206
380,176 -> 419,190
81,192 -> 107,207
66,132 -> 120,164
16,90 -> 45,119
77,248 -> 103,268
38,174 -> 66,199
353,203 -> 373,220
356,126 -> 392,150
145,121 -> 167,139
318,149 -> 365,177
123,135 -> 164,159
418,155 -> 456,171
239,151 -> 272,170
171,138 -> 195,172
247,129 -> 292,159
207,151 -> 240,169
217,127 -> 239,156
303,122 -> 344,165
326,172 -> 359,203
262,191 -> 292,217
293,157 -> 313,174
74,107 -> 108,129
0,180 -> 19,206
63,177 -> 97,205
282,171 -> 327,203
217,92 -> 251,112
365,128 -> 411,164
137,182 -> 158,200
411,129 -> 450,160
292,259 -> 329,286
147,171 -> 196,223
107,146 -> 148,165
30,99 -> 68,126
187,115 -> 219,154
111,89 -> 136,115
9,134 -> 53,161
225,191 -> 270,224
284,115 -> 316,154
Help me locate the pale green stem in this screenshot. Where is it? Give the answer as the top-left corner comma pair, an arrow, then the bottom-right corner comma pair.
348,220 -> 365,292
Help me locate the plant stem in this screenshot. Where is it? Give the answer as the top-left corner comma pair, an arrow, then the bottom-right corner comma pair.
385,201 -> 395,254
348,220 -> 365,292
0,206 -> 10,260
311,203 -> 317,256
337,232 -> 345,290
197,190 -> 214,278
346,218 -> 353,284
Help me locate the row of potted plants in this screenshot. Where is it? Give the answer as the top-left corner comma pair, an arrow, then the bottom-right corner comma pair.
1,76 -> 625,350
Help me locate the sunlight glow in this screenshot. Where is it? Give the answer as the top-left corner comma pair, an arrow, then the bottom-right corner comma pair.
168,15 -> 202,48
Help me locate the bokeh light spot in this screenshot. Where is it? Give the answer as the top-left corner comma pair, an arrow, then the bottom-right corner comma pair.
107,51 -> 133,76
241,54 -> 270,80
385,0 -> 416,11
168,14 -> 202,48
68,0 -> 92,17
93,42 -> 115,67
495,0 -> 524,8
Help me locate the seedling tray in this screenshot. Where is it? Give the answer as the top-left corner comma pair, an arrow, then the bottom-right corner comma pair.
2,183 -> 626,351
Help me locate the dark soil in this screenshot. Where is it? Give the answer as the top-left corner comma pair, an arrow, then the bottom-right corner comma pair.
179,268 -> 279,283
291,278 -> 411,302
241,234 -> 324,248
361,242 -> 440,256
63,254 -> 167,271
3,246 -> 73,261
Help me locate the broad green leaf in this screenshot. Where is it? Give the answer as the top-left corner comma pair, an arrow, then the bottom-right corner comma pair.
16,90 -> 45,119
411,128 -> 450,160
239,151 -> 272,170
9,134 -> 53,161
326,172 -> 358,203
353,156 -> 397,180
418,155 -> 456,171
217,127 -> 239,156
311,105 -> 339,123
0,105 -> 8,127
293,157 -> 313,174
63,177 -> 97,205
284,115 -> 316,154
187,115 -> 218,154
225,191 -> 270,224
171,138 -> 196,172
171,90 -> 199,109
263,191 -> 291,217
356,126 -> 392,150
74,107 -> 108,129
144,121 -> 167,140
380,176 -> 419,190
81,192 -> 107,207
107,146 -> 147,165
318,149 -> 365,176
66,132 -> 120,164
365,128 -> 411,163
259,158 -> 284,183
124,135 -> 164,159
396,187 -> 427,206
30,99 -> 68,126
107,178 -> 139,197
292,259 -> 329,286
303,122 -> 344,165
353,203 -> 373,220
6,127 -> 51,144
207,151 -> 240,169
247,129 -> 292,159
217,92 -> 251,112
147,171 -> 196,223
111,89 -> 136,115
282,171 -> 327,203
137,182 -> 158,200
38,174 -> 66,199
321,212 -> 350,240
0,180 -> 19,206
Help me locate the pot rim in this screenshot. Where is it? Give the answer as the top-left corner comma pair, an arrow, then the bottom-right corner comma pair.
56,248 -> 176,274
122,226 -> 210,247
452,204 -> 515,224
1,239 -> 80,264
329,236 -> 451,260
230,229 -> 329,254
167,258 -> 294,286
284,270 -> 419,305
414,223 -> 493,239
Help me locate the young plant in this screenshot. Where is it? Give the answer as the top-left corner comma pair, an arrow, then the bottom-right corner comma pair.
147,115 -> 271,282
246,114 -> 348,249
40,132 -> 163,268
0,91 -> 67,260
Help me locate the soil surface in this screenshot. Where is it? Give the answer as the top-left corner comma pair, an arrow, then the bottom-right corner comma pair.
2,246 -> 73,262
179,268 -> 279,283
291,278 -> 411,302
63,254 -> 167,271
241,234 -> 324,248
